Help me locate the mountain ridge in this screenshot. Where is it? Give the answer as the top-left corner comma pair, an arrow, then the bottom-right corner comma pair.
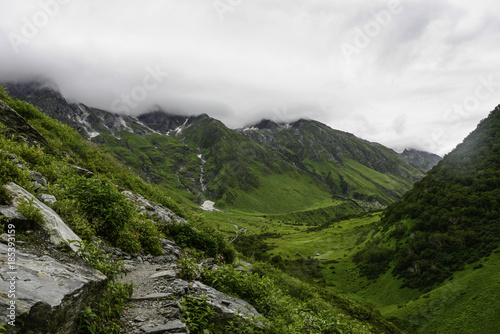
3,80 -> 426,216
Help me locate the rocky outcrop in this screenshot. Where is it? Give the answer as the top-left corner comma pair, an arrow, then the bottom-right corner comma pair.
399,148 -> 442,171
3,182 -> 81,252
122,191 -> 187,225
191,281 -> 262,324
0,243 -> 107,334
0,100 -> 48,146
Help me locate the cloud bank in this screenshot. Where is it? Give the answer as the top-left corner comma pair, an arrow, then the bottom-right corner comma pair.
1,0 -> 500,155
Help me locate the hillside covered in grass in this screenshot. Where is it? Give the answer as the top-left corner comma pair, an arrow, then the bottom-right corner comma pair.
0,86 -> 404,333
4,81 -> 425,219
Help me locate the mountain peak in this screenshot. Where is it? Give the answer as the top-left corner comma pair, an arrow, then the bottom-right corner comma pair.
399,148 -> 442,171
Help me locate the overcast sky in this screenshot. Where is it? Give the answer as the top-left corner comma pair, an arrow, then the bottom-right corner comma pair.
1,0 -> 500,156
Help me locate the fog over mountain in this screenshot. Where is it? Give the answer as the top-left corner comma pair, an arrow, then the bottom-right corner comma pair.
1,0 -> 500,156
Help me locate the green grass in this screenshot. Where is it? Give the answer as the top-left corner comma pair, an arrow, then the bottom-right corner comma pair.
228,171 -> 333,213
389,248 -> 500,334
250,208 -> 500,334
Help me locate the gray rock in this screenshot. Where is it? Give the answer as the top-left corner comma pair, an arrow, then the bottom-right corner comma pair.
29,171 -> 47,187
170,279 -> 189,296
122,191 -> 187,225
72,165 -> 94,178
130,292 -> 172,301
0,206 -> 31,230
159,307 -> 181,319
150,270 -> 177,279
140,319 -> 189,333
3,182 -> 82,252
234,260 -> 253,272
191,281 -> 262,324
0,233 -> 10,243
0,243 -> 107,334
39,194 -> 57,206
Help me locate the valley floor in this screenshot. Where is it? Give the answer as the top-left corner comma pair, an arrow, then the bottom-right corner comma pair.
202,209 -> 500,334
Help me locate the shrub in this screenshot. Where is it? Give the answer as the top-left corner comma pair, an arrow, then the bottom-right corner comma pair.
17,198 -> 44,225
164,222 -> 219,257
134,219 -> 163,256
66,176 -> 134,240
0,185 -> 11,205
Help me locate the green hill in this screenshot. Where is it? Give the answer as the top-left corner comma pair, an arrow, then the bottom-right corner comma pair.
0,85 -> 405,333
4,81 -> 425,218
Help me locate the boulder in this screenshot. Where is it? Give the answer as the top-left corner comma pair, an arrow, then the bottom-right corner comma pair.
0,206 -> 31,230
39,194 -> 57,206
0,243 -> 107,334
191,281 -> 262,325
122,191 -> 187,225
3,182 -> 81,252
29,171 -> 48,187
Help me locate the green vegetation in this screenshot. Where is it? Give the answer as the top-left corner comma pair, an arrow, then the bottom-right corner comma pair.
74,240 -> 134,334
17,198 -> 44,224
7,85 -> 499,333
177,257 -> 402,333
375,106 -> 500,289
0,86 -> 409,333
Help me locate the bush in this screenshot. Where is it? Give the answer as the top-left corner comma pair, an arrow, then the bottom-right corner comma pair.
353,244 -> 393,279
164,222 -> 219,258
134,219 -> 163,255
66,176 -> 134,240
17,198 -> 44,225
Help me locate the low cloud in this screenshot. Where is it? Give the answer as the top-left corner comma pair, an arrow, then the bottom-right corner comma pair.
1,0 -> 499,156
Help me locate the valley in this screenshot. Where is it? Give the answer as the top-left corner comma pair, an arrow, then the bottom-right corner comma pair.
2,80 -> 498,333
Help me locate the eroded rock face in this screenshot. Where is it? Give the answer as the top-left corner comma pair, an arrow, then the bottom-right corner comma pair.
3,182 -> 81,252
122,191 -> 187,225
0,100 -> 48,146
0,243 -> 107,334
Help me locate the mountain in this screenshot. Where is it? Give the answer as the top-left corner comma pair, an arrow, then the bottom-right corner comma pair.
0,85 -> 403,334
346,105 -> 500,332
380,106 -> 500,288
239,119 -> 425,205
3,80 -> 425,218
236,106 -> 500,334
399,148 -> 441,171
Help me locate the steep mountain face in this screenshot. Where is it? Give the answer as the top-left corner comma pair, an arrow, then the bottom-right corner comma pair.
239,119 -> 425,205
3,80 -> 425,215
365,105 -> 500,289
399,148 -> 441,171
3,81 -> 153,138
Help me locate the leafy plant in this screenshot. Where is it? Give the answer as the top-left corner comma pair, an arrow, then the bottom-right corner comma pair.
72,240 -> 134,334
181,295 -> 217,334
178,253 -> 204,281
66,176 -> 134,240
17,198 -> 44,225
